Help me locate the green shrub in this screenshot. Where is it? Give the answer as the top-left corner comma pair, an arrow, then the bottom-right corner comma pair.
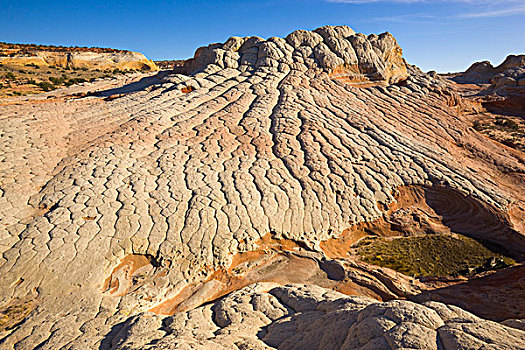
49,76 -> 67,85
6,72 -> 16,80
65,77 -> 87,86
357,234 -> 514,277
37,81 -> 55,91
27,79 -> 37,85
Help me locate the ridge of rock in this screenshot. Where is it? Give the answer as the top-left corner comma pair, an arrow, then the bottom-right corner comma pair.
99,283 -> 525,349
0,42 -> 158,71
177,25 -> 408,84
0,26 -> 524,349
453,54 -> 525,84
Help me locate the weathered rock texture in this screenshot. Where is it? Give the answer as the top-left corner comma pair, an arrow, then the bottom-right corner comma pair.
0,26 -> 524,349
99,283 -> 525,349
453,54 -> 525,85
178,25 -> 408,84
452,54 -> 525,147
0,42 -> 158,71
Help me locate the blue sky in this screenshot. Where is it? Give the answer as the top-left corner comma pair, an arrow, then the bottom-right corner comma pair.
2,0 -> 524,72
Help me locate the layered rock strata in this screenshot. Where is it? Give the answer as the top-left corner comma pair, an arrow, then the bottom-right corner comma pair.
0,44 -> 158,71
0,26 -> 524,349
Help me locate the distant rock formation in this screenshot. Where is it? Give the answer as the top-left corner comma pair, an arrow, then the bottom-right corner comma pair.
0,42 -> 158,71
453,54 -> 525,86
453,54 -> 525,116
154,59 -> 187,70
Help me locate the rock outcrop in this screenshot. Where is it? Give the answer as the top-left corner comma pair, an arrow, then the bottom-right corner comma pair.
0,26 -> 524,349
178,25 -> 408,84
453,54 -> 525,85
100,283 -> 525,349
453,54 -> 525,116
0,42 -> 158,71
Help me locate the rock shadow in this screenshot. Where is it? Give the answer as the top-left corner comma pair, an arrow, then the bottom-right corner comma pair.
420,185 -> 525,260
93,73 -> 165,97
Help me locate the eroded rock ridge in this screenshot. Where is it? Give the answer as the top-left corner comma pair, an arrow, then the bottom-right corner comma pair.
0,26 -> 524,349
177,25 -> 408,84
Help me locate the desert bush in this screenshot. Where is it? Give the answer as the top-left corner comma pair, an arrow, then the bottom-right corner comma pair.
495,117 -> 519,131
5,72 -> 16,80
358,234 -> 514,277
38,81 -> 55,91
65,77 -> 87,86
49,76 -> 67,85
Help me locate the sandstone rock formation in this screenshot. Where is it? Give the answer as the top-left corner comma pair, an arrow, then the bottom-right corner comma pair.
452,54 -> 525,147
178,25 -> 408,84
100,283 -> 525,349
0,26 -> 524,349
453,54 -> 525,86
0,42 -> 158,71
479,56 -> 525,115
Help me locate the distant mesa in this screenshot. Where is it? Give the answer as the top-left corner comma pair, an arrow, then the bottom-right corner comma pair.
154,59 -> 186,70
0,42 -> 158,71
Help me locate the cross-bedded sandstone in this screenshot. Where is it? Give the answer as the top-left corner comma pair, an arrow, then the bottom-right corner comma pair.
0,26 -> 524,349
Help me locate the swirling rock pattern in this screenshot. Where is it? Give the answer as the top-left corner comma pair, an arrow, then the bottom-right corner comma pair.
97,283 -> 525,349
179,25 -> 407,84
0,26 -> 524,349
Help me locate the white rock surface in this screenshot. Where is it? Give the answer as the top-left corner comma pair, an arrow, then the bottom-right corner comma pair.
99,284 -> 525,349
0,26 -> 524,349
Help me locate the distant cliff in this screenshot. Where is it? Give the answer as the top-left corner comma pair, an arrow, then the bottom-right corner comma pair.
0,42 -> 158,71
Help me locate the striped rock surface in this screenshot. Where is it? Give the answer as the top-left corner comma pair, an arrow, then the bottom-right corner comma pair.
0,26 -> 524,349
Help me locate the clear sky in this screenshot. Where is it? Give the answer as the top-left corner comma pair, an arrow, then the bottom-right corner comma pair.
2,0 -> 524,72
